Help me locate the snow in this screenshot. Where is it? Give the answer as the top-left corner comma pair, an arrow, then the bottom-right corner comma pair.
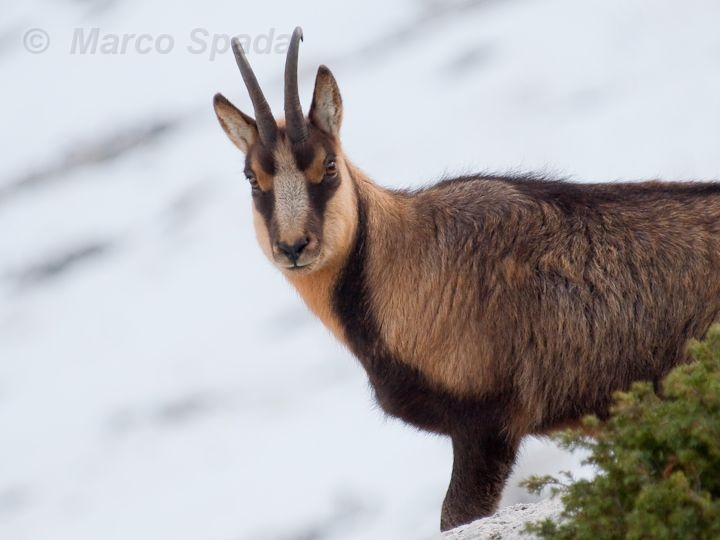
441,498 -> 564,540
2,1 -> 720,539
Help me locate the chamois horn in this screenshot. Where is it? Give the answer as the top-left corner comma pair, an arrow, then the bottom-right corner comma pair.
231,37 -> 278,145
284,27 -> 308,144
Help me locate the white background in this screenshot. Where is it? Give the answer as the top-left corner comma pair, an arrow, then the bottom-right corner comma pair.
2,1 -> 719,538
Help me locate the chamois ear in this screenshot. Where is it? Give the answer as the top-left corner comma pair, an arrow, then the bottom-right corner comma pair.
213,93 -> 258,153
309,65 -> 343,137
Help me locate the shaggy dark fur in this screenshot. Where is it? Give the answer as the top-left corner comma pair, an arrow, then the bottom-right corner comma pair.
335,174 -> 720,529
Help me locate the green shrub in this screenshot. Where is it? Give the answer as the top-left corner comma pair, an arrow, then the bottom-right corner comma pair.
522,325 -> 720,539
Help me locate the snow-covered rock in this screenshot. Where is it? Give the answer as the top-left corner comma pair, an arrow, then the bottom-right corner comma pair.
441,498 -> 564,540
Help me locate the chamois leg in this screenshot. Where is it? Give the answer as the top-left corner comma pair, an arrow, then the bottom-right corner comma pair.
440,428 -> 519,531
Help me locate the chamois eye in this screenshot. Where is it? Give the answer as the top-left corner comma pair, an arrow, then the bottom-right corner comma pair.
325,159 -> 338,178
245,171 -> 260,190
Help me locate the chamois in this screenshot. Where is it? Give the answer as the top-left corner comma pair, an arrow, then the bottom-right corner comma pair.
213,27 -> 720,531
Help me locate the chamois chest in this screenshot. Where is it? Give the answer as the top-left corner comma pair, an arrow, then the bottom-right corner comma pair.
329,211 -> 501,435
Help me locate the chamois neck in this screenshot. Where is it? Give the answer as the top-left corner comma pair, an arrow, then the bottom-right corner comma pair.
282,160 -> 413,347
346,161 -> 415,237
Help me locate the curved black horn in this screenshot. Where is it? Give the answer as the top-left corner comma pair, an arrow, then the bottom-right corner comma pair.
284,27 -> 308,144
231,37 -> 277,145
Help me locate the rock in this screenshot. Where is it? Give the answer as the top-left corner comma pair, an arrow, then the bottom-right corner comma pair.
440,498 -> 563,540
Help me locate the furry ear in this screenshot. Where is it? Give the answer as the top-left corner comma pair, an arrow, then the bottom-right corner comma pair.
213,93 -> 258,153
309,65 -> 343,137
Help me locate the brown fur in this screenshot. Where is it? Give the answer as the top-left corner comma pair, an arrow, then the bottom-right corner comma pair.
353,176 -> 720,431
335,172 -> 720,530
213,33 -> 720,532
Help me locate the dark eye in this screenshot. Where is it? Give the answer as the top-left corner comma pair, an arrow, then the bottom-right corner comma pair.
324,159 -> 338,178
245,171 -> 260,191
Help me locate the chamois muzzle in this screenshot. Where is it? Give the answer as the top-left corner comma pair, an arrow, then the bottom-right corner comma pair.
276,237 -> 310,265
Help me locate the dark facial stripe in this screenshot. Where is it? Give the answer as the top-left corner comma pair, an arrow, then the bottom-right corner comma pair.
291,128 -> 335,171
249,141 -> 276,176
246,142 -> 276,233
331,194 -> 512,435
297,137 -> 338,237
307,174 -> 340,217
252,185 -> 275,232
303,137 -> 339,226
292,140 -> 316,171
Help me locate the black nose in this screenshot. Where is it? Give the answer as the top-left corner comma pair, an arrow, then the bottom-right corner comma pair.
277,238 -> 309,263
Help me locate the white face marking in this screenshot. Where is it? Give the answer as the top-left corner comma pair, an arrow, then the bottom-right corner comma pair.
272,143 -> 310,242
250,143 -> 357,276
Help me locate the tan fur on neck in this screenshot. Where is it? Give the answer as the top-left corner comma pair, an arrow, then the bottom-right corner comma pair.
283,156 -> 358,346
354,174 -> 497,397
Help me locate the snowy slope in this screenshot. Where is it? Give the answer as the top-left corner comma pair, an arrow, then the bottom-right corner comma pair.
2,1 -> 720,539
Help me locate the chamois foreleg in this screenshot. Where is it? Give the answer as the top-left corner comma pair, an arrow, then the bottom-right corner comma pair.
440,426 -> 520,531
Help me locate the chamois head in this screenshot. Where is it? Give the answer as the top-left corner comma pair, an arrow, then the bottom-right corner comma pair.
214,27 -> 356,275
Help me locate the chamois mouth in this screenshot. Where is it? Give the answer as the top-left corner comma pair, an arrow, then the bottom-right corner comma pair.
279,256 -> 320,273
